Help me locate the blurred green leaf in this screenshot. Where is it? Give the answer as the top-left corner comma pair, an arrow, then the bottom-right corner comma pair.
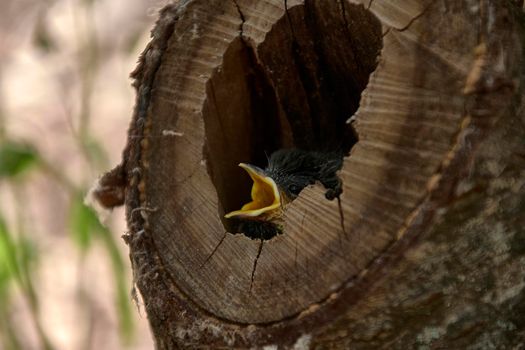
0,267 -> 10,301
0,142 -> 40,178
68,194 -> 135,340
16,235 -> 39,306
17,236 -> 38,273
95,223 -> 134,341
0,215 -> 20,290
68,195 -> 98,252
0,248 -> 22,350
0,212 -> 40,300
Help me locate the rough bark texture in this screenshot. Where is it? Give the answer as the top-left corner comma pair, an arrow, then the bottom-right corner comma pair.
97,0 -> 525,348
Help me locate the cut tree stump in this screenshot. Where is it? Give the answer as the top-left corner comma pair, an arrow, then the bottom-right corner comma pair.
96,0 -> 525,348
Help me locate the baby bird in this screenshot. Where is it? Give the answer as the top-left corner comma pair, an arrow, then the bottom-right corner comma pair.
225,148 -> 344,240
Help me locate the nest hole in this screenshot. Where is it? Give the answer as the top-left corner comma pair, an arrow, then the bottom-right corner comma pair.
202,1 -> 382,234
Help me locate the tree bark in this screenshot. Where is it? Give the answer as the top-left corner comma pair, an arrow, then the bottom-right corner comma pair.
96,0 -> 525,348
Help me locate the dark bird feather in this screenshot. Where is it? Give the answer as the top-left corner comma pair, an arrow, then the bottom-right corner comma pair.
266,148 -> 344,200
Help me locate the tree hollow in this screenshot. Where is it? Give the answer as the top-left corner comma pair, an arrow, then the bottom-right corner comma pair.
140,0 -> 386,324
116,0 -> 525,347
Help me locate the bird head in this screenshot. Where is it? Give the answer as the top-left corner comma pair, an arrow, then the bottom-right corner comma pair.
224,163 -> 284,221
224,149 -> 343,222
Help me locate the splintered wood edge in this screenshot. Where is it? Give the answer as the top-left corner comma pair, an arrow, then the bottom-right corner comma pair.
108,0 -> 522,347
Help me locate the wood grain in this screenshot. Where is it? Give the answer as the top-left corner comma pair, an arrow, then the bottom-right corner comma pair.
103,0 -> 525,347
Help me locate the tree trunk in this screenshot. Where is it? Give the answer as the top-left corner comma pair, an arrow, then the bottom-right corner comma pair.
96,0 -> 525,348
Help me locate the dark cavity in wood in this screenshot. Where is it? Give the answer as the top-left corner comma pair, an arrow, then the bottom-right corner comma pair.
202,1 -> 382,237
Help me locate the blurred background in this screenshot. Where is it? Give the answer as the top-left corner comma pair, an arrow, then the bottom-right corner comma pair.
0,0 -> 169,348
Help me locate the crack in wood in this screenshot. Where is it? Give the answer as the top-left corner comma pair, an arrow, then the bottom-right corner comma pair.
231,0 -> 246,39
337,196 -> 347,237
393,2 -> 432,32
381,1 -> 432,39
174,162 -> 200,185
284,0 -> 298,38
384,1 -> 433,35
250,239 -> 265,292
199,231 -> 227,269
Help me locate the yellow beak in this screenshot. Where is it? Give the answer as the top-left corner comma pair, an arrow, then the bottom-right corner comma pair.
224,163 -> 281,219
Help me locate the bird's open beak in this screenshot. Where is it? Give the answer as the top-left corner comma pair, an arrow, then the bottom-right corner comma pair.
224,163 -> 281,219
